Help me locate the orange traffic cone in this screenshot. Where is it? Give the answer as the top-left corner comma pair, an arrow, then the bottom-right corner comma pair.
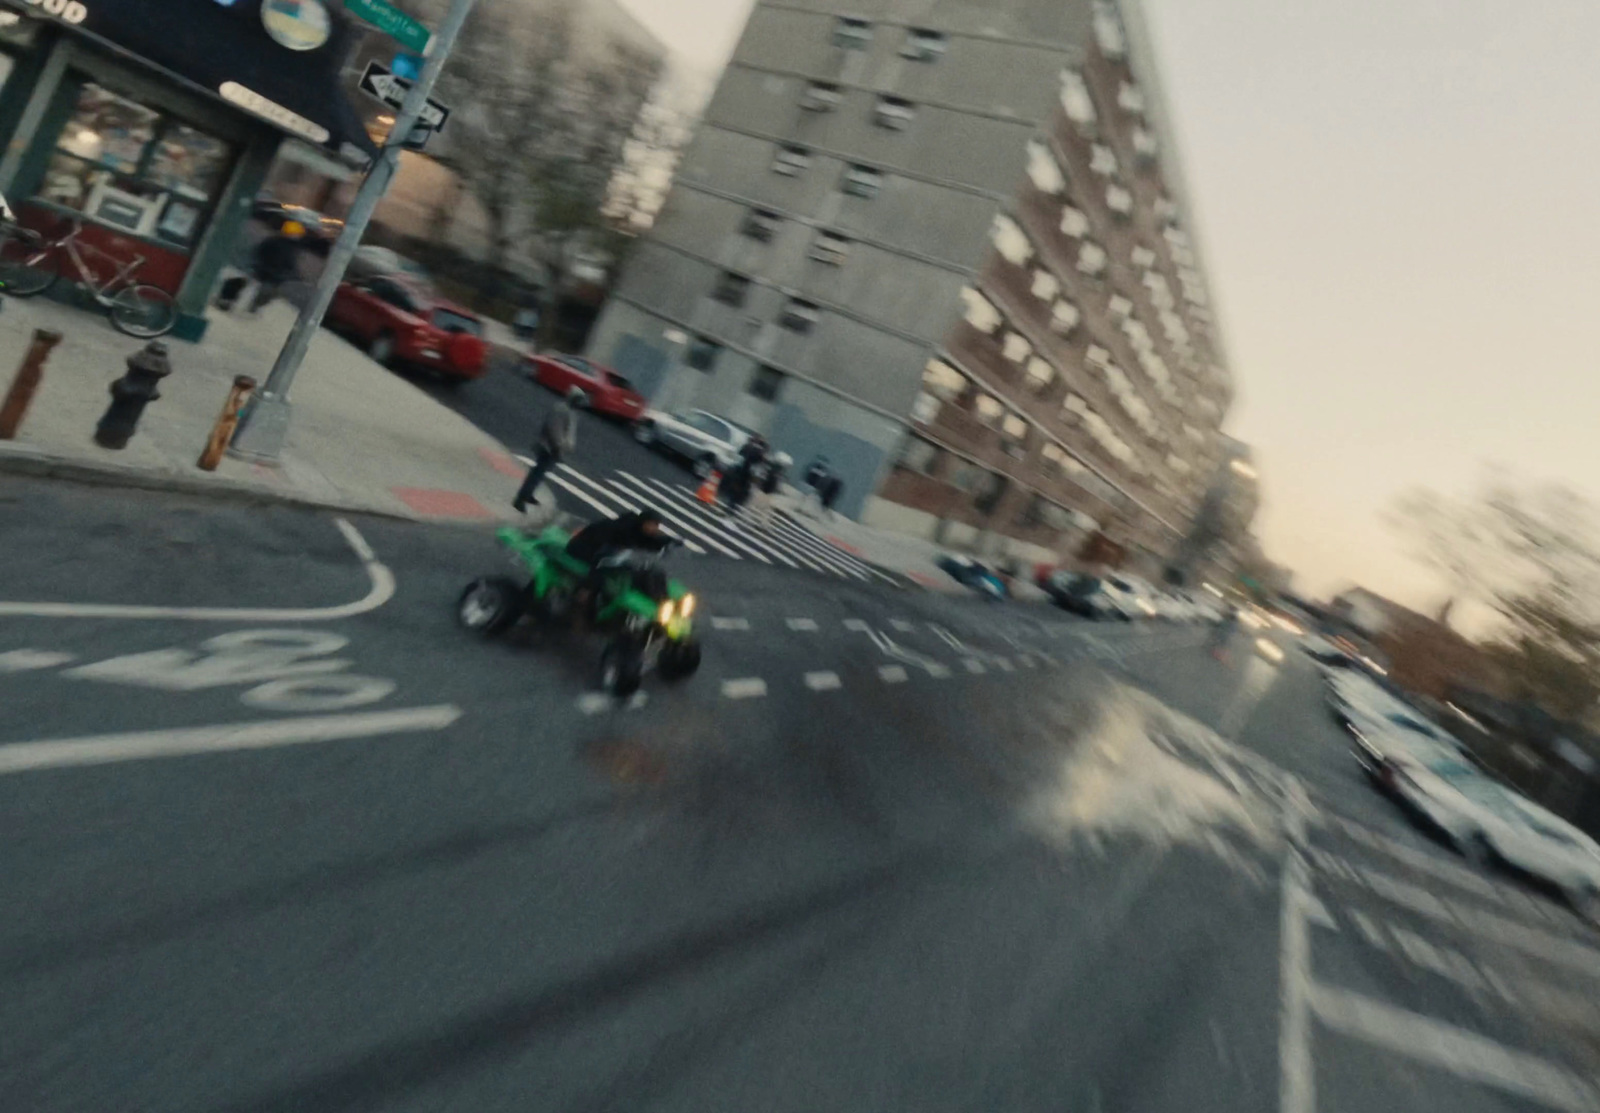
696,470 -> 721,504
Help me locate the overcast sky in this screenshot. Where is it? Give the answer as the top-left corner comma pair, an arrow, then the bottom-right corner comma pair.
619,0 -> 1600,609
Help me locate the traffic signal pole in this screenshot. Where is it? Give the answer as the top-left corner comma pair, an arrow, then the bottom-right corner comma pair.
231,0 -> 479,462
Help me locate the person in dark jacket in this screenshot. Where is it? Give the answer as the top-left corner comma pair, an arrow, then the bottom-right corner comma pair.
513,387 -> 583,511
565,508 -> 671,567
217,220 -> 307,313
722,434 -> 767,520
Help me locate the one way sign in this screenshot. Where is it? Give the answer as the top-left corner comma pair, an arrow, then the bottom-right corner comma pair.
358,61 -> 451,148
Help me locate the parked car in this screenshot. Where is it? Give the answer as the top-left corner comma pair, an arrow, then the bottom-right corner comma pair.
346,244 -> 429,284
1040,571 -> 1136,620
937,555 -> 1007,602
1371,750 -> 1600,922
633,409 -> 757,478
526,353 -> 647,421
326,275 -> 489,382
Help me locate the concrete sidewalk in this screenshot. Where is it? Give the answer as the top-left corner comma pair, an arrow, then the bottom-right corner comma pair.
0,296 -> 543,524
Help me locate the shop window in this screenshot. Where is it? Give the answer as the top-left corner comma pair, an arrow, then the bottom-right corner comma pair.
842,164 -> 883,199
902,28 -> 947,61
685,335 -> 721,371
772,144 -> 811,177
712,271 -> 750,306
39,83 -> 231,248
748,365 -> 785,401
740,207 -> 781,242
779,297 -> 821,333
834,16 -> 873,49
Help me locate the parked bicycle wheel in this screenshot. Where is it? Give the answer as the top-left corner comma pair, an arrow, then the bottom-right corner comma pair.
110,284 -> 177,338
0,229 -> 57,297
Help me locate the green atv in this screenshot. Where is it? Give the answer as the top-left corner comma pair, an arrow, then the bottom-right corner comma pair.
457,525 -> 702,697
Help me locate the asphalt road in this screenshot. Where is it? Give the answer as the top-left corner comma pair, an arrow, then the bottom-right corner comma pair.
3,474 -> 1597,1113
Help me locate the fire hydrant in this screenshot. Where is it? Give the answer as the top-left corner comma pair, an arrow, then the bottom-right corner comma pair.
94,341 -> 172,450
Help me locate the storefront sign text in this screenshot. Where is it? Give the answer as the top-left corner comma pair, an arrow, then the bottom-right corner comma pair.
219,81 -> 329,144
13,0 -> 89,25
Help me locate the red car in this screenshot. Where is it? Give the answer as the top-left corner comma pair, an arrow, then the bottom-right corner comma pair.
327,275 -> 489,381
526,353 -> 646,420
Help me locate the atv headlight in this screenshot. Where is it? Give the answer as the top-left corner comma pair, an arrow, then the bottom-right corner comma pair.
658,600 -> 675,624
679,594 -> 695,617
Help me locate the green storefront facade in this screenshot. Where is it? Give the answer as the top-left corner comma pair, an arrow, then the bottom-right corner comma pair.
0,0 -> 374,340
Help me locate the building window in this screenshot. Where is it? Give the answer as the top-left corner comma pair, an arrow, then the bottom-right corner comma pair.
960,286 -> 1001,333
1025,357 -> 1055,391
1154,195 -> 1178,222
1130,244 -> 1156,268
809,231 -> 851,265
772,144 -> 811,176
1132,127 -> 1158,161
1026,141 -> 1064,195
842,163 -> 883,198
685,335 -> 721,371
1107,293 -> 1133,319
1001,331 -> 1031,363
1094,0 -> 1126,58
973,470 -> 1009,513
802,81 -> 843,112
1105,184 -> 1132,216
740,207 -> 781,242
1031,268 -> 1060,301
779,297 -> 821,333
41,83 -> 232,248
1118,81 -> 1146,114
748,365 -> 784,401
1061,392 -> 1088,420
896,434 -> 941,473
1002,413 -> 1029,457
1077,241 -> 1107,276
1060,205 -> 1089,238
902,27 -> 947,61
991,214 -> 1032,264
974,393 -> 1005,427
1060,70 -> 1096,128
711,271 -> 750,307
834,16 -> 872,49
1090,144 -> 1118,177
874,95 -> 915,130
914,359 -> 968,423
1051,299 -> 1081,334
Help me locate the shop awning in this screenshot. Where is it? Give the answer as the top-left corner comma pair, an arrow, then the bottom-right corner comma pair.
0,0 -> 379,161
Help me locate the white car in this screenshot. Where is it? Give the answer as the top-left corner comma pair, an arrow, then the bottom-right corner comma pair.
633,409 -> 757,478
1377,753 -> 1600,922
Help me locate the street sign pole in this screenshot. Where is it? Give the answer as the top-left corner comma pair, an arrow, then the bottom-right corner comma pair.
231,0 -> 477,463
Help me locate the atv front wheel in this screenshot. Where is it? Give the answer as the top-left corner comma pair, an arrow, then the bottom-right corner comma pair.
599,641 -> 644,697
457,576 -> 522,635
659,639 -> 702,681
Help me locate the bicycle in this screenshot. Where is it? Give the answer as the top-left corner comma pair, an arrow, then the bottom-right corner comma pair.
0,216 -> 178,338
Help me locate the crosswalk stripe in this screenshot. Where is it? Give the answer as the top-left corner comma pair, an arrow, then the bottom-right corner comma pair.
765,511 -> 888,583
596,469 -> 757,562
739,506 -> 872,580
636,475 -> 842,576
538,472 -> 709,556
611,472 -> 780,566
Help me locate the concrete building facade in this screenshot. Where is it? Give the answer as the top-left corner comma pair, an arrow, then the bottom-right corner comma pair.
586,0 -> 1234,567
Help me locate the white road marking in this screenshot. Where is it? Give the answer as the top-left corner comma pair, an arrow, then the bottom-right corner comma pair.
890,619 -> 916,633
0,706 -> 462,775
710,616 -> 750,631
239,675 -> 396,713
842,618 -> 870,632
625,691 -> 648,711
963,659 -> 986,674
993,657 -> 1015,672
0,649 -> 76,672
928,624 -> 967,652
604,470 -> 755,561
804,671 -> 842,691
878,665 -> 908,683
632,474 -> 807,569
721,678 -> 767,700
0,518 -> 396,622
1303,893 -> 1338,931
786,618 -> 819,632
1278,797 -> 1316,1113
1311,985 -> 1600,1113
1017,655 -> 1037,668
577,692 -> 614,715
65,630 -> 352,693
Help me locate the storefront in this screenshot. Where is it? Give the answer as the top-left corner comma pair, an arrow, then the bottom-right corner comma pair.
0,0 -> 375,339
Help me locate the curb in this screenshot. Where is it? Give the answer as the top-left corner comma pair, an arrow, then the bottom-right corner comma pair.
0,444 -> 435,527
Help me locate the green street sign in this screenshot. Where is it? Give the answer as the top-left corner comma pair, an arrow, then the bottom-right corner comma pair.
343,0 -> 430,53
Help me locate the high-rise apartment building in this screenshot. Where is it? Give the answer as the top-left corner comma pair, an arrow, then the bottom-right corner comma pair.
585,0 -> 1234,568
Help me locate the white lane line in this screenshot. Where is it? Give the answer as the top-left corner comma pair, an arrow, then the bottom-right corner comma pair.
1279,792 -> 1316,1113
605,471 -> 758,562
555,465 -> 726,558
577,693 -> 614,715
805,671 -> 842,691
928,624 -> 967,652
786,618 -> 819,632
0,706 -> 462,775
842,618 -> 870,632
0,649 -> 77,673
1017,655 -> 1037,668
1303,893 -> 1337,931
890,619 -> 916,633
1311,984 -> 1600,1113
963,659 -> 987,674
710,616 -> 750,631
721,677 -> 767,700
1330,816 -> 1550,918
993,657 -> 1015,672
0,518 -> 396,623
634,475 -> 807,570
878,665 -> 908,683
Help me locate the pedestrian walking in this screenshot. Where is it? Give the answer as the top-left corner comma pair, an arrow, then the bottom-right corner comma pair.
513,387 -> 582,511
751,451 -> 790,530
819,472 -> 844,519
217,220 -> 307,314
722,434 -> 767,523
802,455 -> 833,518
